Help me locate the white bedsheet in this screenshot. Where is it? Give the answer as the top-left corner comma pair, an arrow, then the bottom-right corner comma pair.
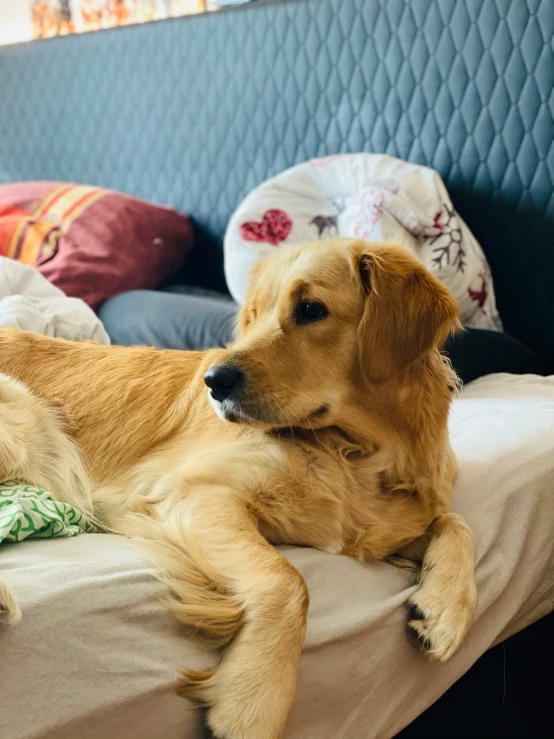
1,374 -> 553,739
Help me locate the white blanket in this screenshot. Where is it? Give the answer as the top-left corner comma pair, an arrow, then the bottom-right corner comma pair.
0,257 -> 109,345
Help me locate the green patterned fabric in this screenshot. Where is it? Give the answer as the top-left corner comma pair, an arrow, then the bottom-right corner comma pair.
0,482 -> 97,543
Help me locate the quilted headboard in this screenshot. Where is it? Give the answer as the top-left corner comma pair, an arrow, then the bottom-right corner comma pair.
0,0 -> 553,369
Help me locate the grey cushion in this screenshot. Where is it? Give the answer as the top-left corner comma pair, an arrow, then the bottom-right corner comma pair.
99,290 -> 237,350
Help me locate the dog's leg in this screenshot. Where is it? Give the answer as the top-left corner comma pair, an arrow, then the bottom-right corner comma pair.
128,485 -> 309,739
406,512 -> 477,661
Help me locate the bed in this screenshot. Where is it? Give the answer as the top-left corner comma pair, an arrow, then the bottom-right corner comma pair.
1,373 -> 553,739
0,0 -> 553,737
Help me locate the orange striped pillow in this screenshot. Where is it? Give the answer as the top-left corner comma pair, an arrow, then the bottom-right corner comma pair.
0,182 -> 193,309
1,184 -> 106,265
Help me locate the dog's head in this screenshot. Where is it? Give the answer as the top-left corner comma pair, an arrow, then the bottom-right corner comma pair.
205,238 -> 460,428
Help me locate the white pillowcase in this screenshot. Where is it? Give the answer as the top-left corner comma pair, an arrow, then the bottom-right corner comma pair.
224,153 -> 501,331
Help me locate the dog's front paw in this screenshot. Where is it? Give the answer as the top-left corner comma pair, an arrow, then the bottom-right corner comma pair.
407,569 -> 477,662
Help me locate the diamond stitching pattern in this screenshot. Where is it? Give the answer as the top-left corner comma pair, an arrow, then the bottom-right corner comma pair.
0,0 -> 552,368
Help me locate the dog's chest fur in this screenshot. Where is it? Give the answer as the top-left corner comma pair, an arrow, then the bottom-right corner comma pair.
117,420 -> 426,561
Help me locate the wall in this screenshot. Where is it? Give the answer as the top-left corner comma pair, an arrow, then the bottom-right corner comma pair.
0,0 -> 33,45
0,0 -> 552,367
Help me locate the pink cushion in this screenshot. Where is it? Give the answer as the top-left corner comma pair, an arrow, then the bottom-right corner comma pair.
0,182 -> 194,309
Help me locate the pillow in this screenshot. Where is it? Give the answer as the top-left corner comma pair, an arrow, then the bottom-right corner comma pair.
224,154 -> 502,331
0,182 -> 194,310
99,289 -> 237,351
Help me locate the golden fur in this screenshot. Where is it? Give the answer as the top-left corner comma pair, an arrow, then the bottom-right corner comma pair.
0,239 -> 477,739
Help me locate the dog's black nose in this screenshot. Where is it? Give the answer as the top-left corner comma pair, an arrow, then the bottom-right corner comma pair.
204,364 -> 244,402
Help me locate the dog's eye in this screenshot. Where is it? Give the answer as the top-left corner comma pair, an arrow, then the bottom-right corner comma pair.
295,301 -> 328,324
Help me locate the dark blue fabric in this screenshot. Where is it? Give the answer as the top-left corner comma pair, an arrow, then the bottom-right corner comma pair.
444,327 -> 544,384
0,0 -> 552,368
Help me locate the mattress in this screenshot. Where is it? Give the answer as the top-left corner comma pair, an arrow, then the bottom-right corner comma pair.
1,373 -> 553,739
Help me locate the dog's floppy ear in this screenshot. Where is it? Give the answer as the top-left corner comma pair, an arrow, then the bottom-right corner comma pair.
235,262 -> 264,337
352,242 -> 461,383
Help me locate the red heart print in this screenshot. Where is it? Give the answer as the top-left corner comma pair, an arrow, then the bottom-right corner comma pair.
239,209 -> 292,245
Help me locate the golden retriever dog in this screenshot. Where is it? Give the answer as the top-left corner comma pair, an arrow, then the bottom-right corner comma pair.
0,238 -> 477,739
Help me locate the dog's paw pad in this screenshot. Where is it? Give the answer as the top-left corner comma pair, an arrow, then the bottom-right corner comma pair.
407,606 -> 433,652
407,603 -> 426,623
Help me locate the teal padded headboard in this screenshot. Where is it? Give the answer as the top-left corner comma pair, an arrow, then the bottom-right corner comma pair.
0,0 -> 553,369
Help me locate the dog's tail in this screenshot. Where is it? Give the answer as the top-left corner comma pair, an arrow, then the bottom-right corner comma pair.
124,510 -> 244,650
0,373 -> 94,625
0,373 -> 93,515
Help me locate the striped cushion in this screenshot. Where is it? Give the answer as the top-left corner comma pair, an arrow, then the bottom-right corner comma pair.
0,182 -> 193,309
